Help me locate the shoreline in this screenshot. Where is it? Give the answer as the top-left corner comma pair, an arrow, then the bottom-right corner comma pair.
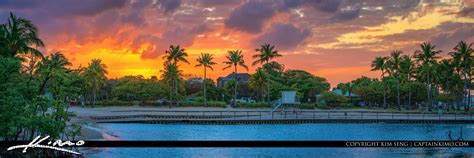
80,124 -> 106,140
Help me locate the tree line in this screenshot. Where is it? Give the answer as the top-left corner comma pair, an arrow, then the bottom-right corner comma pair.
337,42 -> 472,111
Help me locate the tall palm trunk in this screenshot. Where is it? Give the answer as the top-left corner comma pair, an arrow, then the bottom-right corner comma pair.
446,81 -> 452,111
463,69 -> 469,111
174,78 -> 178,106
203,67 -> 207,106
266,61 -> 270,105
260,87 -> 264,102
233,66 -> 238,107
427,73 -> 432,111
408,81 -> 412,109
169,80 -> 173,106
382,70 -> 387,109
92,75 -> 96,108
397,79 -> 401,110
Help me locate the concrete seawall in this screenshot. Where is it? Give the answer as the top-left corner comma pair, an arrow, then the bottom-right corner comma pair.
97,119 -> 474,124
69,106 -> 474,125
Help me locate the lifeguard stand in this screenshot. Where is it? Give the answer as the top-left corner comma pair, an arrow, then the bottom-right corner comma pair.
270,91 -> 300,113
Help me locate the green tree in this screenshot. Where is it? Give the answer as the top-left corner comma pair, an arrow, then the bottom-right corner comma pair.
414,42 -> 441,111
284,70 -> 330,102
371,56 -> 389,109
350,76 -> 382,107
162,45 -> 189,104
223,50 -> 248,106
160,62 -> 183,105
400,55 -> 416,108
386,50 -> 403,110
449,41 -> 473,111
0,13 -> 76,147
253,43 -> 282,104
319,91 -> 349,107
0,12 -> 44,58
37,52 -> 72,96
195,53 -> 216,106
436,59 -> 461,110
82,59 -> 108,108
248,69 -> 267,102
112,76 -> 165,103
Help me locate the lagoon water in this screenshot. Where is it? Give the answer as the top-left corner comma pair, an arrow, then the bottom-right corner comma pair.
85,123 -> 474,157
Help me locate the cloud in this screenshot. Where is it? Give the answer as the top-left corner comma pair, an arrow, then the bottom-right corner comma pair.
277,0 -> 306,11
0,0 -> 42,9
458,7 -> 474,17
194,0 -> 242,7
224,1 -> 276,33
0,0 -> 470,86
329,7 -> 360,22
156,0 -> 181,14
137,24 -> 211,59
306,0 -> 342,13
224,0 -> 356,33
430,23 -> 474,51
251,23 -> 310,51
277,0 -> 343,13
0,0 -> 128,17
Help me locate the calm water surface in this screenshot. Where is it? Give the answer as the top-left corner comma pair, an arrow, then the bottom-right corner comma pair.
84,123 -> 474,157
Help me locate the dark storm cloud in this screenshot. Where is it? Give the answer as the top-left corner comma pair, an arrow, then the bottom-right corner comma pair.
225,0 -> 355,33
157,0 -> 181,14
0,0 -> 42,9
194,0 -> 242,7
251,23 -> 310,51
276,0 -> 343,12
306,0 -> 342,13
0,0 -> 128,17
224,1 -> 276,33
276,0 -> 305,11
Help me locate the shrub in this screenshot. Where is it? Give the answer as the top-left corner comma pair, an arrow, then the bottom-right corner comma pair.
296,103 -> 315,109
180,101 -> 226,108
141,101 -> 167,106
236,102 -> 269,108
341,103 -> 355,108
319,91 -> 349,107
436,94 -> 457,103
86,100 -> 139,106
316,103 -> 330,109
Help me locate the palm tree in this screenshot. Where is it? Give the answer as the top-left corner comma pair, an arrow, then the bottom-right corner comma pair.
449,41 -> 473,111
223,50 -> 248,107
1,12 -> 44,58
162,45 -> 189,105
161,62 -> 182,105
371,56 -> 389,109
82,59 -> 108,108
248,69 -> 267,102
195,53 -> 216,106
386,50 -> 403,110
414,42 -> 441,111
400,55 -> 415,109
437,59 -> 458,110
37,52 -> 71,95
253,43 -> 282,104
163,45 -> 189,64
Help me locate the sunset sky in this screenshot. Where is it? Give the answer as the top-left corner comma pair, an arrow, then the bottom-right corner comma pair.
1,0 -> 473,86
